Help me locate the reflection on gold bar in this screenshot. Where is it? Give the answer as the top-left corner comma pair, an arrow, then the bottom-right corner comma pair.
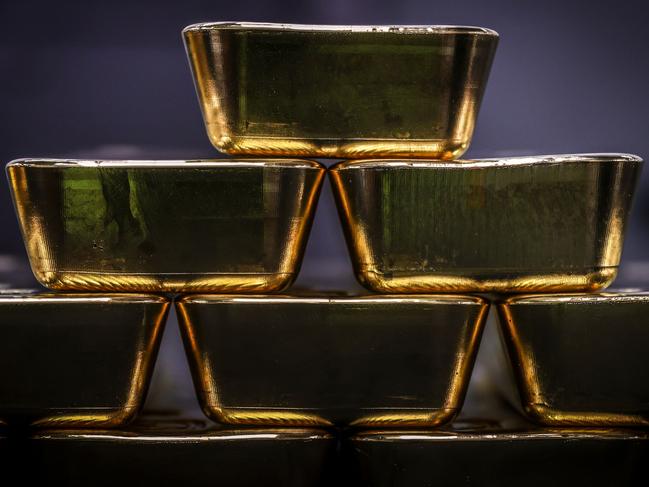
176,294 -> 488,427
498,292 -> 649,427
349,423 -> 649,486
330,154 -> 642,293
7,418 -> 335,486
183,22 -> 498,159
6,159 -> 324,293
0,292 -> 169,428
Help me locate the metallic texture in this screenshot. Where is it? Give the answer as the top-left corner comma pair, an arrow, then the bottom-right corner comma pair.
184,22 -> 498,159
176,294 -> 488,427
1,418 -> 335,486
330,154 -> 642,293
498,292 -> 649,427
348,422 -> 649,486
0,292 -> 169,428
7,159 -> 324,293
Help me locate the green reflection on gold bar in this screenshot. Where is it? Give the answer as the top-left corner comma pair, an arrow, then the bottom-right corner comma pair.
330,154 -> 642,293
6,159 -> 324,293
184,22 -> 498,159
176,294 -> 488,428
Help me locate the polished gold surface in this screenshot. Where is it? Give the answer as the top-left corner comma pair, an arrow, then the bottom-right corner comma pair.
7,159 -> 324,293
184,22 -> 498,159
330,154 -> 642,293
0,292 -> 169,428
2,418 -> 335,486
349,423 -> 649,486
177,294 -> 488,427
498,292 -> 649,427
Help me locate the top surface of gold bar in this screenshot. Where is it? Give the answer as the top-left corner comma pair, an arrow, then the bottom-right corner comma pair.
184,22 -> 498,35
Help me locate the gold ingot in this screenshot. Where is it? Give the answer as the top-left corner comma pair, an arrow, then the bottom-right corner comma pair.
6,159 -> 325,293
176,294 -> 488,428
498,292 -> 649,427
350,424 -> 649,485
330,154 -> 642,293
0,291 -> 169,428
183,22 -> 498,159
7,419 -> 335,485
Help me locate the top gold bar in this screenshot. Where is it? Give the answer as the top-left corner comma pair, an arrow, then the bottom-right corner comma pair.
183,22 -> 498,159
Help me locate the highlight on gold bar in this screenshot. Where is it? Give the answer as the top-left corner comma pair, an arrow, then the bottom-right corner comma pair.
330,154 -> 642,293
0,291 -> 169,428
183,22 -> 498,159
176,294 -> 489,428
6,159 -> 325,293
497,292 -> 649,427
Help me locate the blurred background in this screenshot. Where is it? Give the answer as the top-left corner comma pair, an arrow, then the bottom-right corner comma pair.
1,0 -> 648,415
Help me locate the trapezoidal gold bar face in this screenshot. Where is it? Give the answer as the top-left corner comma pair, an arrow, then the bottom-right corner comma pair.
330,154 -> 643,293
348,426 -> 649,486
497,292 -> 649,427
14,421 -> 336,486
0,292 -> 169,428
176,294 -> 488,428
6,159 -> 325,293
183,22 -> 498,159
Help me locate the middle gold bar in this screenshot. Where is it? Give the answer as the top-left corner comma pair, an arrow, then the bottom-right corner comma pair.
330,154 -> 642,293
176,294 -> 488,428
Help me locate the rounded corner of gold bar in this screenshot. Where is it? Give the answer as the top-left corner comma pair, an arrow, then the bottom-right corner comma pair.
350,408 -> 459,429
521,403 -> 649,428
30,406 -> 140,429
203,405 -> 333,428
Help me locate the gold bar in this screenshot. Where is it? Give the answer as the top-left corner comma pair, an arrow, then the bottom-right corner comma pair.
349,424 -> 649,485
330,154 -> 642,293
184,22 -> 498,159
498,292 -> 649,427
6,159 -> 325,293
176,294 -> 488,427
6,419 -> 335,485
0,291 -> 169,428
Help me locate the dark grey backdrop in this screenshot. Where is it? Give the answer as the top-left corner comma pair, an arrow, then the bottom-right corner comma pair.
2,0 -> 648,285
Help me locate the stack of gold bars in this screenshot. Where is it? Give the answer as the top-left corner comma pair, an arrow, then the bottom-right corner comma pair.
1,22 -> 648,485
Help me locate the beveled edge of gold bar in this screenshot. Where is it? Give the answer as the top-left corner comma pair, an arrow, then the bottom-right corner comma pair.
182,22 -> 499,37
0,291 -> 169,304
6,158 -> 325,170
500,290 -> 649,306
352,427 -> 649,441
177,293 -> 487,306
32,272 -> 297,294
331,153 -> 644,170
352,268 -> 617,294
33,427 -> 334,442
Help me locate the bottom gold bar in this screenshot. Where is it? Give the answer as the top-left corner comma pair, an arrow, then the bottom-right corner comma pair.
0,417 -> 336,486
176,294 -> 488,427
348,423 -> 649,486
0,291 -> 169,428
497,292 -> 649,427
